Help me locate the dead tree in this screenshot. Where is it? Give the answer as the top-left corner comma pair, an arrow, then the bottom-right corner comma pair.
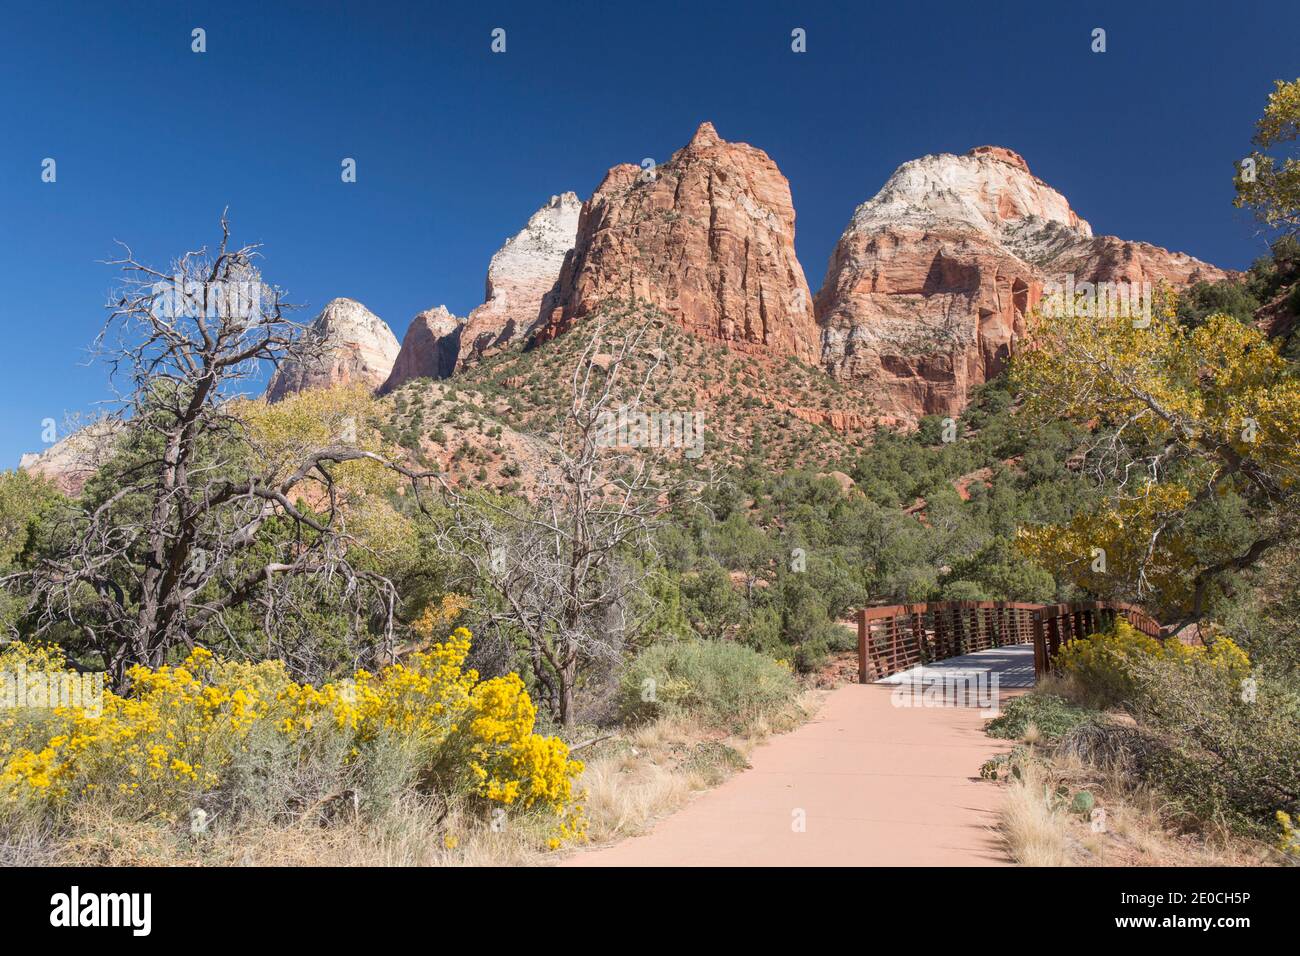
435,308 -> 706,726
11,217 -> 433,681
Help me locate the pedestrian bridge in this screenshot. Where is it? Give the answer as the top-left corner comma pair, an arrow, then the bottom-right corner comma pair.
856,600 -> 1162,686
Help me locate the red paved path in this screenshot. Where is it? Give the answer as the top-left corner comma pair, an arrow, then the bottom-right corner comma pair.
566,676 -> 1016,866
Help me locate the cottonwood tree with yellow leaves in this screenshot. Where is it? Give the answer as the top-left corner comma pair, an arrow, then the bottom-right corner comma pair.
1013,295 -> 1300,629
1235,77 -> 1300,236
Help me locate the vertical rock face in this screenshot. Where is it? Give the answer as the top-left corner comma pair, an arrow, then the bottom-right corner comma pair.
816,147 -> 1231,420
536,122 -> 820,363
380,305 -> 463,393
266,298 -> 400,401
457,192 -> 582,367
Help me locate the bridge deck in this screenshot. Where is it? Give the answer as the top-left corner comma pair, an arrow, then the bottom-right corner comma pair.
875,643 -> 1037,690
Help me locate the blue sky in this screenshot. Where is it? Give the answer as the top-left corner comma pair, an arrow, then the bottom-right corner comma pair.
0,0 -> 1294,467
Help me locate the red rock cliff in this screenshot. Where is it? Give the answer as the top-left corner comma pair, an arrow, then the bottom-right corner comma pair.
536,122 -> 819,363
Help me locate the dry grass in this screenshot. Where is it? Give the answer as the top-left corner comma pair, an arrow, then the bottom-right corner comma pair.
999,760 -> 1071,866
578,721 -> 706,846
994,675 -> 1280,866
43,789 -> 577,867
558,691 -> 820,859
996,742 -> 1274,867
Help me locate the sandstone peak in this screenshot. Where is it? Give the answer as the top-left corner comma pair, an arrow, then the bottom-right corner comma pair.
380,305 -> 463,392
455,192 -> 583,369
687,121 -> 722,149
18,419 -> 123,496
418,304 -> 457,325
266,298 -> 400,401
847,148 -> 1091,239
535,123 -> 819,362
817,148 -> 1232,421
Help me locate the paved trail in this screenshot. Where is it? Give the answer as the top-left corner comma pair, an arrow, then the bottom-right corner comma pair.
566,646 -> 1029,867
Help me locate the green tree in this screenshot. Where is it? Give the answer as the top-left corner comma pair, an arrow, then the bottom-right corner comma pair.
681,560 -> 745,640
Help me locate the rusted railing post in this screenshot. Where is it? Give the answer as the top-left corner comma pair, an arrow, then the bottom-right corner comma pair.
857,608 -> 867,684
1032,608 -> 1046,677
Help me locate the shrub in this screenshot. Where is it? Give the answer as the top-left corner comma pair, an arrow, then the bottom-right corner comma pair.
1056,620 -> 1250,709
680,561 -> 745,640
741,606 -> 784,657
939,579 -> 990,602
617,640 -> 798,730
0,619 -> 585,848
1051,623 -> 1297,834
1130,663 -> 1300,831
986,694 -> 1093,741
1055,720 -> 1157,776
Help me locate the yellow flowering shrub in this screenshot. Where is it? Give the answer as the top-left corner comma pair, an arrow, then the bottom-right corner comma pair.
410,593 -> 471,643
1277,811 -> 1300,862
0,625 -> 585,845
1056,619 -> 1251,708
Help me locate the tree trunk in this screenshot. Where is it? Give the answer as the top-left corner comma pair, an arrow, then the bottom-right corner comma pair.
559,678 -> 575,728
558,655 -> 577,728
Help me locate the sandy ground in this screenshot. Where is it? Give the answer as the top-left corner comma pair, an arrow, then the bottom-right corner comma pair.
566,647 -> 1029,866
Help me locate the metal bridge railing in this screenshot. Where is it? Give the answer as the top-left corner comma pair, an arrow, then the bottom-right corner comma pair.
855,600 -> 1162,683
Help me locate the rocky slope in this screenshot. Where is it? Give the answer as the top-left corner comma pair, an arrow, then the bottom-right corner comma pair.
1256,286 -> 1299,342
382,305 -> 880,493
816,146 -> 1231,420
379,305 -> 463,393
266,298 -> 400,401
457,192 -> 582,368
535,123 -> 820,363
